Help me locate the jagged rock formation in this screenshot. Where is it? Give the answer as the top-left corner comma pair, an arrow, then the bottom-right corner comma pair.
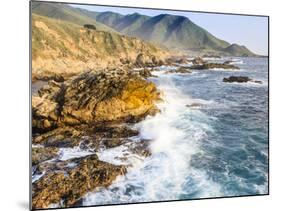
32,68 -> 161,132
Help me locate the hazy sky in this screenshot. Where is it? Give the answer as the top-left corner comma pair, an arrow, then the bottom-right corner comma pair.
71,4 -> 268,55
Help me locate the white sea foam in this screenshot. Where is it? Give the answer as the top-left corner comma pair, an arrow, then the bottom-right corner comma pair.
177,62 -> 193,67
203,57 -> 224,61
186,57 -> 195,60
223,80 -> 267,87
83,74 -> 222,205
229,60 -> 244,65
32,171 -> 45,183
48,201 -> 63,208
58,146 -> 94,161
32,144 -> 44,148
157,65 -> 178,71
96,144 -> 145,167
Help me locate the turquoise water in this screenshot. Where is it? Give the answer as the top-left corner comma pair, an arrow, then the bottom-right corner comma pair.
82,57 -> 268,205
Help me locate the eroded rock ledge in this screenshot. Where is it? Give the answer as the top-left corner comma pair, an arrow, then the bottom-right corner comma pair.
32,68 -> 161,132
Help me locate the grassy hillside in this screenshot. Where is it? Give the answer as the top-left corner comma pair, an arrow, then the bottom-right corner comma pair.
31,1 -> 117,33
31,14 -> 169,79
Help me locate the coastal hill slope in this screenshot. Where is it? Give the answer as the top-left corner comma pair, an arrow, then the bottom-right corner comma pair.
32,14 -> 169,80
224,44 -> 256,57
31,2 -> 117,33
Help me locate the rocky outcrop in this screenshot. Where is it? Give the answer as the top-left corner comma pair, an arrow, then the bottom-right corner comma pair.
192,57 -> 206,65
32,154 -> 127,209
32,96 -> 60,133
134,53 -> 165,68
32,68 -> 161,131
164,56 -> 191,66
32,147 -> 59,165
166,66 -> 192,74
33,123 -> 139,149
223,76 -> 262,84
32,74 -> 65,83
33,126 -> 83,147
190,63 -> 239,70
138,68 -> 155,78
135,53 -> 145,67
31,119 -> 152,208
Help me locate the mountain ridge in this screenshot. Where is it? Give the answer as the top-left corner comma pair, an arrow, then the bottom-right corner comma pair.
89,11 -> 257,56
32,2 -> 257,57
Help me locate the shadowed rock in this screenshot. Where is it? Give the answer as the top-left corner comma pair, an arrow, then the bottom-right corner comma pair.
83,24 -> 96,30
223,76 -> 262,84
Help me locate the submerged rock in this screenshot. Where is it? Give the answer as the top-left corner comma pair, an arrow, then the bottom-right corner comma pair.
223,76 -> 262,84
186,103 -> 203,109
32,154 -> 127,209
129,139 -> 152,158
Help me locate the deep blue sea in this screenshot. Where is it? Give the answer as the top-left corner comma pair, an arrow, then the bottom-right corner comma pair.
82,57 -> 268,205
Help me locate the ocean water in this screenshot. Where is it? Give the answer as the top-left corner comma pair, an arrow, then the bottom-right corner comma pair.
82,57 -> 269,205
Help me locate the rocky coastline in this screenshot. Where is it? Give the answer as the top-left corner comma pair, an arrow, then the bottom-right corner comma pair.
32,55 -> 249,209
32,63 -> 162,208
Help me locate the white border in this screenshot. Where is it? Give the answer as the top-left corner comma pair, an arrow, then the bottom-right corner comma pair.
1,0 -> 279,211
